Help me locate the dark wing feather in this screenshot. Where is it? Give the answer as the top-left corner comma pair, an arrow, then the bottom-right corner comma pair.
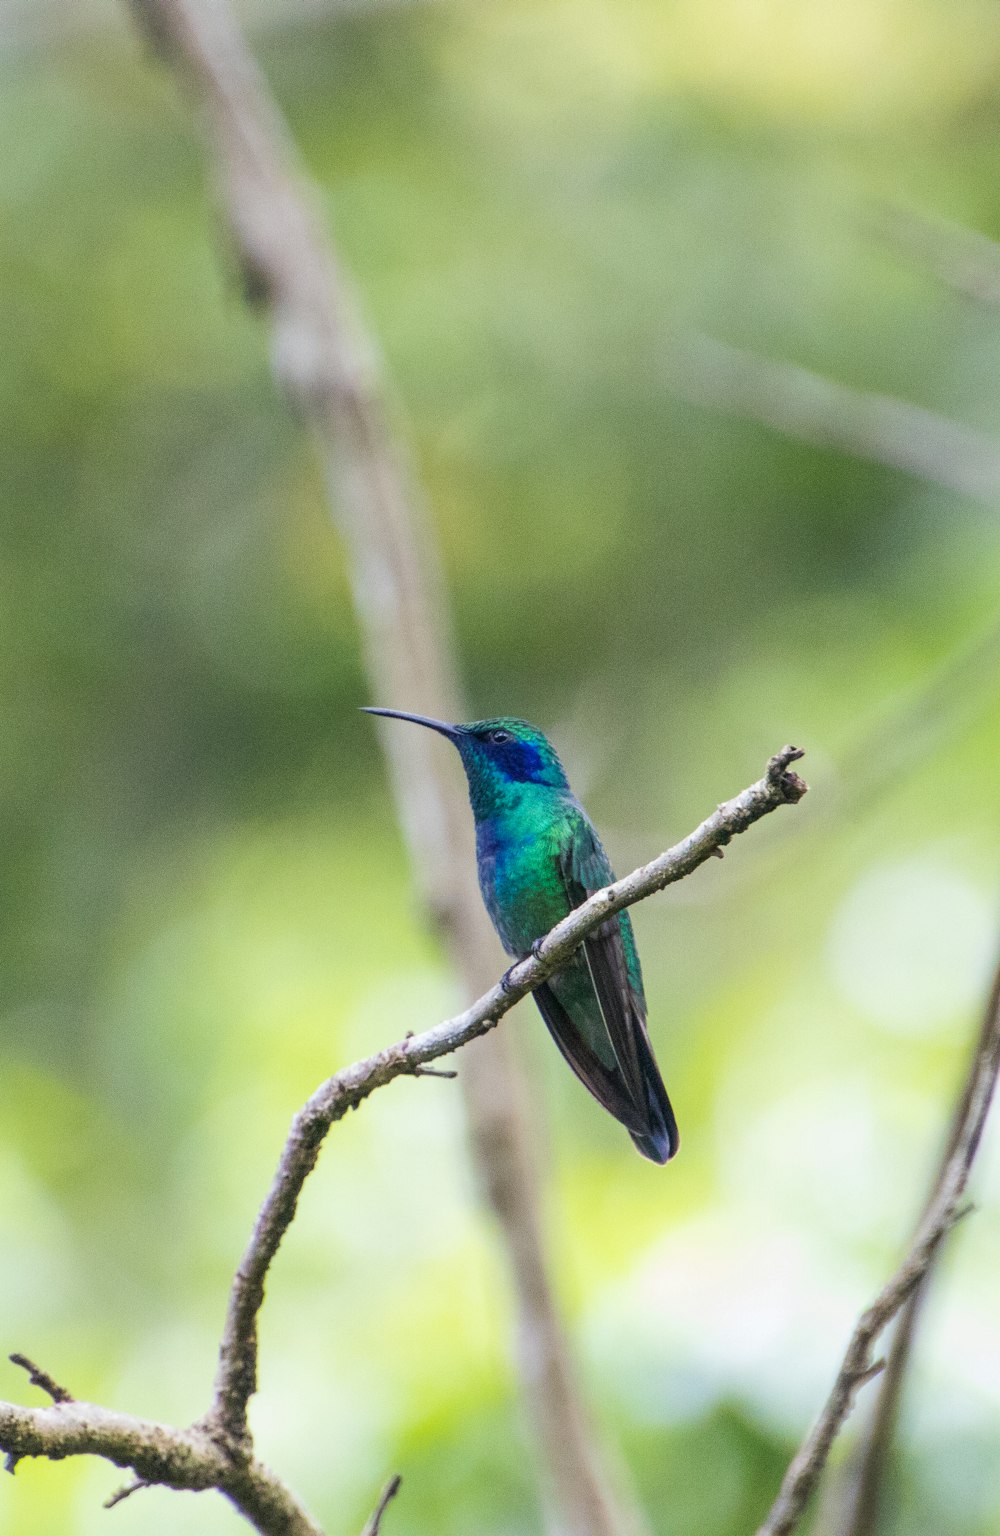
560,816 -> 647,1109
559,813 -> 679,1162
531,978 -> 649,1135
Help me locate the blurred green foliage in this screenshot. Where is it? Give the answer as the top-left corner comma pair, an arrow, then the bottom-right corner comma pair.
3,1 -> 1000,1533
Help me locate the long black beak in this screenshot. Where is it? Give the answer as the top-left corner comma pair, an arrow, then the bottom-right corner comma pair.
361,707 -> 461,741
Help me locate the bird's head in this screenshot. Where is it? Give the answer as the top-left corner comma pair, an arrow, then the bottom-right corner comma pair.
362,709 -> 570,813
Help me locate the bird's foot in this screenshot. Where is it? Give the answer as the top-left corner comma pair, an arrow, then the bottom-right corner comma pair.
500,940 -> 548,995
499,963 -> 520,995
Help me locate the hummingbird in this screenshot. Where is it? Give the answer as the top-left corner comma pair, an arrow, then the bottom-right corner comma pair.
363,709 -> 679,1163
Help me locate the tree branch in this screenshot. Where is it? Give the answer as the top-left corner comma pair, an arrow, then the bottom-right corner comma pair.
8,1354 -> 73,1406
207,746 -> 807,1446
120,3 -> 673,1532
0,748 -> 805,1530
754,937 -> 1000,1536
0,1398 -> 325,1535
666,331 -> 1000,505
827,949 -> 1000,1536
871,203 -> 1000,308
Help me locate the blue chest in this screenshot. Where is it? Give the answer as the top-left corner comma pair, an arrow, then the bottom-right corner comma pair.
474,802 -> 572,957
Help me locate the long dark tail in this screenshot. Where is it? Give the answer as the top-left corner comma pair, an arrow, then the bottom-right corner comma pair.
531,978 -> 680,1163
628,1027 -> 680,1164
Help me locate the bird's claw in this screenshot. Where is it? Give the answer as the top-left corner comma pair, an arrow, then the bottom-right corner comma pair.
500,941 -> 546,994
499,964 -> 519,995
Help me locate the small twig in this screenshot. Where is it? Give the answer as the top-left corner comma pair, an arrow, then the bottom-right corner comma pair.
851,1360 -> 886,1390
360,1475 -> 402,1536
104,1476 -> 149,1509
754,944 -> 1000,1536
4,1357 -> 70,1475
8,1354 -> 73,1405
410,1065 -> 458,1079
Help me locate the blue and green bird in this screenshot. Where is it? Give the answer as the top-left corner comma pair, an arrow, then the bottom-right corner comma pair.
364,710 -> 679,1164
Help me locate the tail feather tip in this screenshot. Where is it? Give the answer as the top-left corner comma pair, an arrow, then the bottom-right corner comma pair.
629,1122 -> 678,1165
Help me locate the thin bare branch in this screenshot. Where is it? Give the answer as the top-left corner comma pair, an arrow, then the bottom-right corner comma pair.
667,332 -> 1000,504
208,747 -> 807,1447
0,1399 -> 324,1535
8,1354 -> 73,1405
0,749 -> 805,1529
120,4 -> 664,1532
832,951 -> 1000,1536
754,940 -> 1000,1536
871,203 -> 1000,307
360,1475 -> 402,1536
104,1475 -> 149,1509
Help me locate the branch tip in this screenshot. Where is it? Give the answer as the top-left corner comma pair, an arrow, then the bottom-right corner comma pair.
766,745 -> 808,803
9,1353 -> 74,1404
361,1473 -> 402,1536
104,1477 -> 149,1510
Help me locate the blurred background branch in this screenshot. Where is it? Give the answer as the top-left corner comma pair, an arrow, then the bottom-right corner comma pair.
123,1 -> 644,1533
666,332 -> 1000,504
817,951 -> 1000,1536
871,204 -> 1000,308
757,943 -> 1000,1536
6,1 -> 1000,1533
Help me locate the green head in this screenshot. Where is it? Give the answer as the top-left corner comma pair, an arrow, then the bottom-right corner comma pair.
362,709 -> 570,818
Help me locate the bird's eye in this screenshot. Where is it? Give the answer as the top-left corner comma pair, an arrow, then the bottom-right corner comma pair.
489,729 -> 513,745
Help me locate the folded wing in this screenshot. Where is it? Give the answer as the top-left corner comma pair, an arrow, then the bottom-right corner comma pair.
544,810 -> 679,1164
